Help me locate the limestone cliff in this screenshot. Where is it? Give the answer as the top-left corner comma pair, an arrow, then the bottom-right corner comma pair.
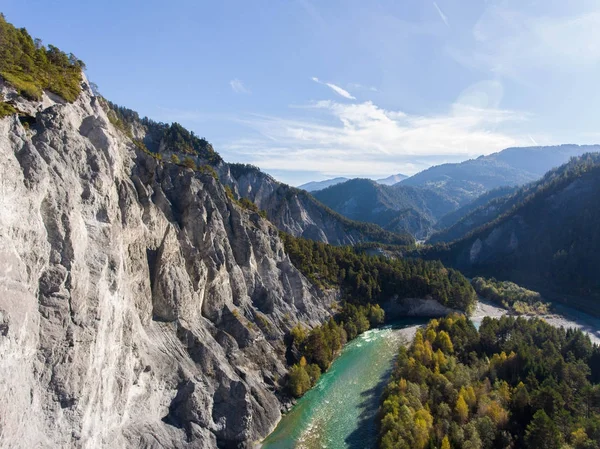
0,78 -> 334,448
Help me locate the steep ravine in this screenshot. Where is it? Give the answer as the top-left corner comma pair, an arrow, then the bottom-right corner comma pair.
0,78 -> 335,448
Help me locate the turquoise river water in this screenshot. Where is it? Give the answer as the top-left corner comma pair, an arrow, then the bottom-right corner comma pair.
261,318 -> 427,449
261,301 -> 600,449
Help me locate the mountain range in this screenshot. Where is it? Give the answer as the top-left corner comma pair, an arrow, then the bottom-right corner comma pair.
106,102 -> 413,247
3,12 -> 600,449
402,144 -> 599,206
312,179 -> 455,239
422,152 -> 600,314
298,173 -> 407,192
306,145 -> 600,240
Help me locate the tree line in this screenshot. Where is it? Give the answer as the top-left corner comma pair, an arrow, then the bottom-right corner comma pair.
472,277 -> 550,315
0,13 -> 84,102
280,233 -> 477,398
103,99 -> 222,164
286,303 -> 385,397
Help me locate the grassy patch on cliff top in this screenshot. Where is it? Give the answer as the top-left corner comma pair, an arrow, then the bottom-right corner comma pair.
0,13 -> 84,102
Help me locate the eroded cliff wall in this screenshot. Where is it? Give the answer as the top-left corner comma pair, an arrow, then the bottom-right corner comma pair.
0,79 -> 333,448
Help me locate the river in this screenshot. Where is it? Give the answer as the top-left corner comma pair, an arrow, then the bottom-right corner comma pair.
261,301 -> 600,449
261,318 -> 427,449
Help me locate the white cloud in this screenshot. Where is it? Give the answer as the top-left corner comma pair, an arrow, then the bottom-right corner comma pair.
230,79 -> 251,94
220,99 -> 533,179
433,2 -> 449,28
450,4 -> 600,79
312,77 -> 356,100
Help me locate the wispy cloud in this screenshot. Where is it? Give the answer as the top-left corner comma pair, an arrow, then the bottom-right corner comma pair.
348,83 -> 379,92
312,77 -> 356,100
220,99 -> 534,180
230,79 -> 251,94
449,3 -> 600,80
433,2 -> 449,28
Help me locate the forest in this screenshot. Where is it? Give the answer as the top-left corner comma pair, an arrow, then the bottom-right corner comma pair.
420,153 -> 600,313
378,315 -> 600,449
286,303 -> 385,397
0,13 -> 84,103
280,232 -> 476,397
472,277 -> 550,315
281,233 -> 477,312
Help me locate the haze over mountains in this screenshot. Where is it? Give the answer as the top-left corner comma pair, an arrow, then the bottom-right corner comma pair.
298,177 -> 350,192
402,144 -> 600,205
374,173 -> 408,185
312,179 -> 455,239
299,173 -> 407,192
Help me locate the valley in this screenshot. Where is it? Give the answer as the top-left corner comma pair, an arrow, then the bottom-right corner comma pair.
261,299 -> 600,449
261,320 -> 425,449
2,7 -> 600,449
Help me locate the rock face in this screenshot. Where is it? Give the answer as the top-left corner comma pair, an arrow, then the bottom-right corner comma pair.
217,165 -> 413,246
382,298 -> 457,320
0,79 -> 333,448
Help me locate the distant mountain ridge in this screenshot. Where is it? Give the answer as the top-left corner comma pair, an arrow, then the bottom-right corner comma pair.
430,186 -> 519,242
422,152 -> 600,312
402,144 -> 600,206
312,178 -> 455,239
220,165 -> 413,246
299,177 -> 350,192
375,173 -> 408,185
301,145 -> 600,241
299,173 -> 407,192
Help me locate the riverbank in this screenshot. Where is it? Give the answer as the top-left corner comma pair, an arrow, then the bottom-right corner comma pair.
260,299 -> 600,448
471,298 -> 600,344
260,319 -> 426,449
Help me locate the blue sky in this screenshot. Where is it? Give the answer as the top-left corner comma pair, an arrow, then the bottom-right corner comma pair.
4,0 -> 600,185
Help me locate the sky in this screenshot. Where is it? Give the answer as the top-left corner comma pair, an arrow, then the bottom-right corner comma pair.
4,0 -> 600,185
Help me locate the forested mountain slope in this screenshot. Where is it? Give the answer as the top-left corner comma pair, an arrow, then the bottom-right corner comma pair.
432,186 -> 518,239
422,153 -> 600,309
313,178 -> 456,239
299,146 -> 596,242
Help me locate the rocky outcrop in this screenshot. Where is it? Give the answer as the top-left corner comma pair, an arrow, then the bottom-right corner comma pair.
0,78 -> 334,448
217,165 -> 413,247
381,297 -> 458,320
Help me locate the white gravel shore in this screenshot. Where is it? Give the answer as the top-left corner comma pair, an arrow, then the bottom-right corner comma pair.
470,299 -> 600,345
